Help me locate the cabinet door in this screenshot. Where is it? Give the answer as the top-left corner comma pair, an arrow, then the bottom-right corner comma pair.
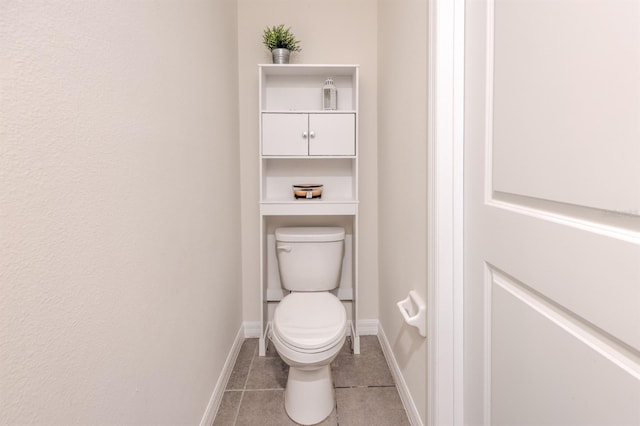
262,113 -> 309,156
309,114 -> 356,156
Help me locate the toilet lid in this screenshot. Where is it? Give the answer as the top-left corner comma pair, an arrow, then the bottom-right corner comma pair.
273,292 -> 347,351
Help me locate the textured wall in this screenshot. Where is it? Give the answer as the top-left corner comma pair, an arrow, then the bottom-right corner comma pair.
377,0 -> 429,422
237,0 -> 379,322
0,1 -> 241,424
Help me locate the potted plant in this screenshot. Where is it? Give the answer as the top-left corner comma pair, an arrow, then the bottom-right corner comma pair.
263,24 -> 301,64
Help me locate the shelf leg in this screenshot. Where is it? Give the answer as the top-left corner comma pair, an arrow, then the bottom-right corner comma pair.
259,337 -> 266,357
352,335 -> 360,354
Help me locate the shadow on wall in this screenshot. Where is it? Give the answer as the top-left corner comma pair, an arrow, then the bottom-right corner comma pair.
392,327 -> 425,370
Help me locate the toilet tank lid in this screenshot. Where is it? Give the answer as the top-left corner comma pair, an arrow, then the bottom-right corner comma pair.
275,227 -> 345,242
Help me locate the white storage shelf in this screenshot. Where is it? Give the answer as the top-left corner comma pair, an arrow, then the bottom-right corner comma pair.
258,64 -> 360,355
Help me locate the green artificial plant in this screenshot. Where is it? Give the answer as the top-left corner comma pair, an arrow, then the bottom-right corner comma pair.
262,25 -> 302,52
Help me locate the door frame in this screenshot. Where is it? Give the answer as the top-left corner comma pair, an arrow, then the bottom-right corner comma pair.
427,0 -> 465,425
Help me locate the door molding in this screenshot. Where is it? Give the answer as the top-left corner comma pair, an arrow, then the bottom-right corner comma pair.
427,0 -> 465,425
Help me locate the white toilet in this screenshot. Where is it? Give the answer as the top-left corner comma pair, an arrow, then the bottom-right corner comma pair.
270,226 -> 348,425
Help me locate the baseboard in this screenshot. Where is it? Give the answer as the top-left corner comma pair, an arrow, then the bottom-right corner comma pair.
242,321 -> 262,338
199,325 -> 245,426
378,325 -> 424,426
356,319 -> 379,335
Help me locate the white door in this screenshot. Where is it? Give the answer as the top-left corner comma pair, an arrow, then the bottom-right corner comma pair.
464,1 -> 640,425
308,113 -> 355,156
262,113 -> 308,156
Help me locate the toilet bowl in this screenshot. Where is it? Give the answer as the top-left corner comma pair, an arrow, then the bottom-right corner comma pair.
270,227 -> 347,425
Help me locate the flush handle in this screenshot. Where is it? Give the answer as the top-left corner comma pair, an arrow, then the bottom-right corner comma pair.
277,245 -> 292,253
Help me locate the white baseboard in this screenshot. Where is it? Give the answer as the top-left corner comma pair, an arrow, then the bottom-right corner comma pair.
242,321 -> 262,338
356,319 -> 379,335
199,325 -> 245,426
378,325 -> 424,426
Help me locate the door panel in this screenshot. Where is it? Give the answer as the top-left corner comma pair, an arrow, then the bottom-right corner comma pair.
485,206 -> 640,349
262,113 -> 308,156
491,0 -> 640,212
465,0 -> 640,424
491,269 -> 639,426
308,113 -> 355,156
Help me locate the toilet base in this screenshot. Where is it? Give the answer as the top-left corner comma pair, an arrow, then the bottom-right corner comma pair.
284,364 -> 334,425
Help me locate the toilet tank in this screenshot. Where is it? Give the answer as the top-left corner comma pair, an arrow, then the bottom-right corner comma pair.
275,227 -> 345,292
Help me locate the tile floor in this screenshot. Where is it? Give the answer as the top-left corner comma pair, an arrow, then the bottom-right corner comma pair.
213,336 -> 411,426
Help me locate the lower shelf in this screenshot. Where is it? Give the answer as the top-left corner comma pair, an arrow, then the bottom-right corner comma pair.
260,201 -> 358,215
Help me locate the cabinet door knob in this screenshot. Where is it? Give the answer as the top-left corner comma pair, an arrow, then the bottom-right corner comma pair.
302,131 -> 308,139
309,131 -> 316,138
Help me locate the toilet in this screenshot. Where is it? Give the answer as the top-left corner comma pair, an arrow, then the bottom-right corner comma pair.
270,227 -> 348,425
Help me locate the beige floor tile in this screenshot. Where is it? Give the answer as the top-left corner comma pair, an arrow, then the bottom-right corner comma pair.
235,390 -> 296,425
214,337 -> 410,425
314,406 -> 339,426
332,336 -> 394,388
335,387 -> 411,426
212,391 -> 242,426
245,355 -> 289,390
226,339 -> 257,390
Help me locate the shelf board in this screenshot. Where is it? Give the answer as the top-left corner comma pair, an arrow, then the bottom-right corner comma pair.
261,110 -> 357,114
261,155 -> 357,159
260,200 -> 358,216
260,64 -> 359,76
261,198 -> 357,203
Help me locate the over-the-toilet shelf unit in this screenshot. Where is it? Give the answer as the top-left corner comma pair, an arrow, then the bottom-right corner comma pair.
258,64 -> 360,356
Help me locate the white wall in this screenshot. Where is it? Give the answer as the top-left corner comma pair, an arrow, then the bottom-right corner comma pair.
237,0 -> 379,322
377,0 -> 429,422
0,1 -> 242,424
1,1 -> 431,423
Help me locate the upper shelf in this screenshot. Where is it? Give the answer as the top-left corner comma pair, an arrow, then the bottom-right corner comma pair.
262,110 -> 357,114
260,64 -> 359,112
259,64 -> 359,76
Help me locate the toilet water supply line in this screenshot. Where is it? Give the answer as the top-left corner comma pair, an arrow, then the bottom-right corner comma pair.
397,290 -> 427,337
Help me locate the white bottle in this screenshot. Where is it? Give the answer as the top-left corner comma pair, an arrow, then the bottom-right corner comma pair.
322,77 -> 337,110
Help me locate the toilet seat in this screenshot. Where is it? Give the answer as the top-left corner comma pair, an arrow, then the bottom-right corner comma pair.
273,292 -> 347,354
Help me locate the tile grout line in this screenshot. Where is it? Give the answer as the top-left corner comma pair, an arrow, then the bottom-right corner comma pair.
232,339 -> 258,426
228,389 -> 242,426
334,384 -> 398,389
242,339 -> 258,390
241,387 -> 288,392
